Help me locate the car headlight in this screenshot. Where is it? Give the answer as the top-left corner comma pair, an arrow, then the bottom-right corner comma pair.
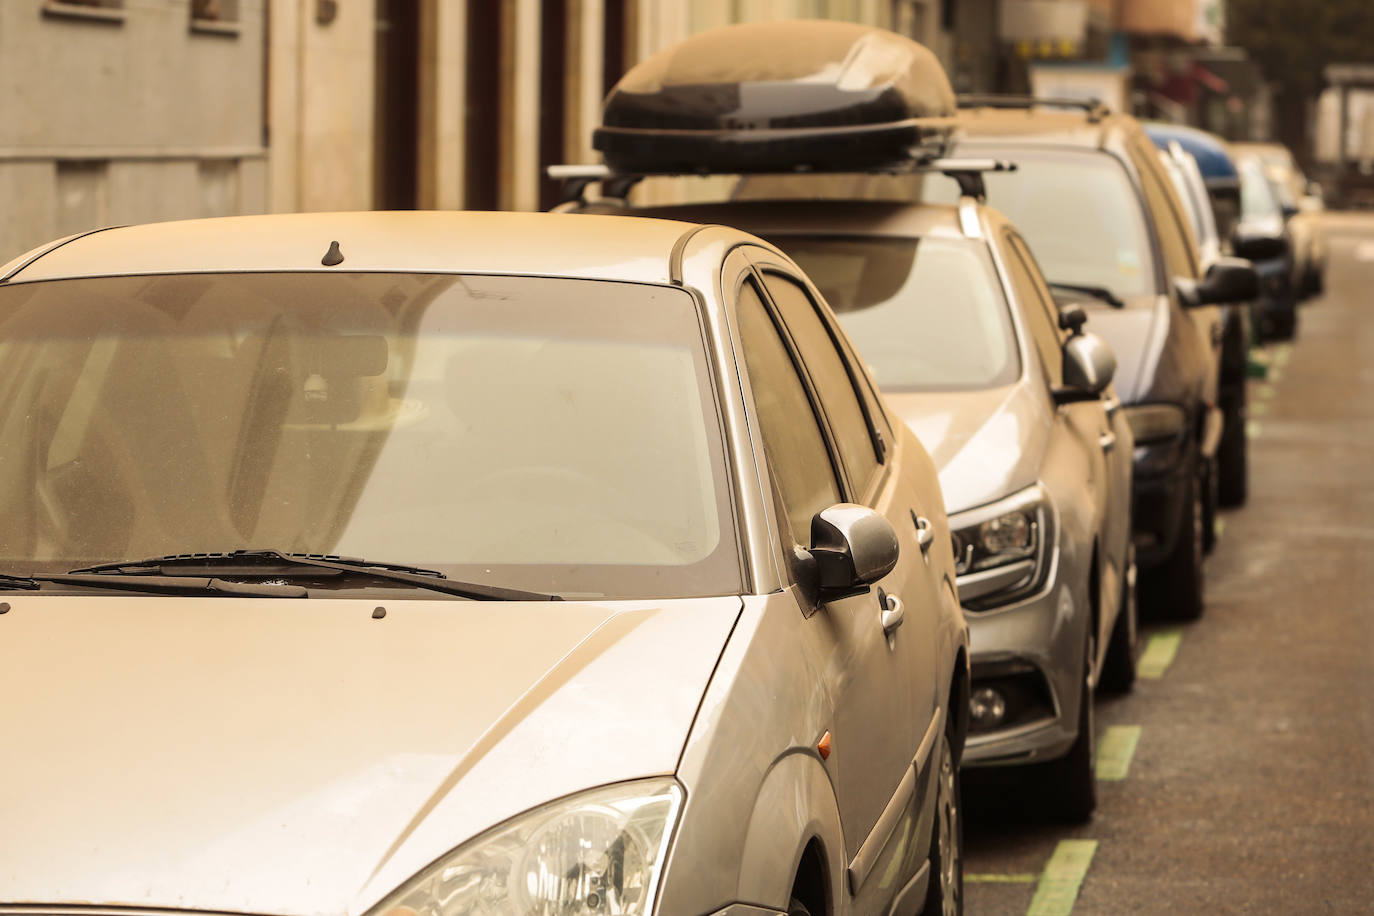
369,779 -> 682,916
949,485 -> 1052,611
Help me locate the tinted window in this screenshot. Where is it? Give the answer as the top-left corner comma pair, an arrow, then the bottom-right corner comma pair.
1002,233 -> 1064,387
773,235 -> 1020,391
761,272 -> 882,493
0,273 -> 740,599
924,150 -> 1156,299
735,279 -> 842,542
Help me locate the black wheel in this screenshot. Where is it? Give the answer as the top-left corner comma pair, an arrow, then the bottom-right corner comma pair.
1033,632 -> 1097,823
922,718 -> 963,915
1100,546 -> 1138,695
1201,456 -> 1219,556
1271,307 -> 1298,341
1141,460 -> 1205,621
1217,388 -> 1248,507
788,899 -> 813,916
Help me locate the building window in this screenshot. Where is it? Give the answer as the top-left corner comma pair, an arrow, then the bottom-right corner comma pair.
42,0 -> 125,23
191,0 -> 239,34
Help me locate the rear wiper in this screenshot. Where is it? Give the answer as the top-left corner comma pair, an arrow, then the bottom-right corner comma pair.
1048,282 -> 1125,309
70,550 -> 560,601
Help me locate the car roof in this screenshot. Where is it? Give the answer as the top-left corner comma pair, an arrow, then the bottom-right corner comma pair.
0,210 -> 705,286
1144,122 -> 1240,181
951,106 -> 1115,149
615,198 -> 968,241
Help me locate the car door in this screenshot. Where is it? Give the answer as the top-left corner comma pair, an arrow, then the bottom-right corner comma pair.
730,257 -> 937,909
1002,229 -> 1128,651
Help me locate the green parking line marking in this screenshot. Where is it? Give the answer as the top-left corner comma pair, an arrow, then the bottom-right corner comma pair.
1257,383 -> 1277,400
1026,840 -> 1099,916
1095,725 -> 1142,780
1250,400 -> 1269,417
967,873 -> 1039,884
1138,629 -> 1183,679
1270,366 -> 1285,384
1247,419 -> 1263,439
1273,343 -> 1293,367
1216,517 -> 1227,539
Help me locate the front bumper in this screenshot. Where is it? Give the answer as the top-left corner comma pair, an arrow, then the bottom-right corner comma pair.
962,576 -> 1083,767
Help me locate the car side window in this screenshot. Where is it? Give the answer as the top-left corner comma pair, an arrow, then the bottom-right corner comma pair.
1001,232 -> 1064,388
1132,142 -> 1200,282
759,271 -> 883,496
735,277 -> 842,544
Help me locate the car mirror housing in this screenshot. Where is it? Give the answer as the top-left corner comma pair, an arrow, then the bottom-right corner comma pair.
807,503 -> 900,601
1188,256 -> 1261,306
1058,332 -> 1116,400
1231,233 -> 1288,262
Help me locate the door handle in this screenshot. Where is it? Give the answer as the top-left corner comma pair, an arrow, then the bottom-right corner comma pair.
879,590 -> 904,635
912,512 -> 935,553
1099,431 -> 1117,452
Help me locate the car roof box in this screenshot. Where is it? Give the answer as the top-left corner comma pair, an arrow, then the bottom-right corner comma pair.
594,20 -> 957,175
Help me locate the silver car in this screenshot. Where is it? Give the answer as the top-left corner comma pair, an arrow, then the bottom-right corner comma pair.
0,210 -> 967,916
607,196 -> 1136,821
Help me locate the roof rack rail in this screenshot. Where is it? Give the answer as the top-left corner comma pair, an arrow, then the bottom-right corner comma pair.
957,94 -> 1109,122
546,158 -> 1016,207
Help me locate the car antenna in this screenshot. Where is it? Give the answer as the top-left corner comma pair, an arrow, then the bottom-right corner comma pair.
322,240 -> 344,266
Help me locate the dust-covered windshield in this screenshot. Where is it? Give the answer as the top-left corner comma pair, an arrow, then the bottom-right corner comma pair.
768,234 -> 1021,391
0,273 -> 739,599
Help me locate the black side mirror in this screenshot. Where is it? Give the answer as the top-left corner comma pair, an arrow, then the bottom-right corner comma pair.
806,504 -> 900,602
1185,256 -> 1260,306
1058,303 -> 1088,335
1232,234 -> 1289,261
1055,332 -> 1116,403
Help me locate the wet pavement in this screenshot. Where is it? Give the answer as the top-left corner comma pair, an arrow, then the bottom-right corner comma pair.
962,213 -> 1374,914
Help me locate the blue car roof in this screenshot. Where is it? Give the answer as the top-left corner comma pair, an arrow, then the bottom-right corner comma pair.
1144,122 -> 1239,181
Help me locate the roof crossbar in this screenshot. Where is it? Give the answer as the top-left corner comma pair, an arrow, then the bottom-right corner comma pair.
547,158 -> 1017,206
957,94 -> 1108,122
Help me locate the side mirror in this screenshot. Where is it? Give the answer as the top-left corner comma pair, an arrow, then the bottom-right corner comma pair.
1058,332 -> 1116,400
1058,303 -> 1088,335
1188,256 -> 1260,306
807,504 -> 899,602
1232,234 -> 1289,261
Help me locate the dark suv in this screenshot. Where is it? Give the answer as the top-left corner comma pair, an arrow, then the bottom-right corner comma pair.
925,101 -> 1256,619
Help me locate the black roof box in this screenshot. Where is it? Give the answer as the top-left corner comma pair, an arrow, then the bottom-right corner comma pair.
594,20 -> 956,175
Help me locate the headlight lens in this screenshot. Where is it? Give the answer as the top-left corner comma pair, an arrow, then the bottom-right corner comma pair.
949,486 -> 1051,610
1123,403 -> 1187,444
370,779 -> 682,916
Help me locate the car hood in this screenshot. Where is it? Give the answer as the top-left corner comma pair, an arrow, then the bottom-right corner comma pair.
0,594 -> 742,916
1066,295 -> 1167,403
884,382 -> 1050,513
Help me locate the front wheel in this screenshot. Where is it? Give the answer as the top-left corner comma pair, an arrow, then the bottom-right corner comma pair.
1100,547 -> 1138,694
1032,633 -> 1097,822
1217,386 -> 1248,507
922,719 -> 963,915
1141,461 -> 1205,620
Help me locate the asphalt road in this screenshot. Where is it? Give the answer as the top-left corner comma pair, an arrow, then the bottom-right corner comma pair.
961,213 -> 1374,915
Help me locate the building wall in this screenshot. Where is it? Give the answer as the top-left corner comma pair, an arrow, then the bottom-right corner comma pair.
0,0 -> 267,262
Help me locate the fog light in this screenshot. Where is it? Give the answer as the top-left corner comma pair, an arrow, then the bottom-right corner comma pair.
970,686 -> 1007,729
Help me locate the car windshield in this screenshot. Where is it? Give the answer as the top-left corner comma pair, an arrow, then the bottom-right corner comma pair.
767,235 -> 1020,391
0,272 -> 740,599
1240,158 -> 1283,219
924,149 -> 1157,300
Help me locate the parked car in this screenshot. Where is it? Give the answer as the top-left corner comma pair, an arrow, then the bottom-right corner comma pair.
568,21 -> 1137,821
1147,125 -> 1253,509
1234,152 -> 1301,340
929,100 -> 1258,619
0,210 -> 968,916
1231,139 -> 1328,298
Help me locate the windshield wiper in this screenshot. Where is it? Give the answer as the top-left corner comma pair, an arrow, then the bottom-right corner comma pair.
0,571 -> 304,597
1048,282 -> 1125,309
69,550 -> 560,601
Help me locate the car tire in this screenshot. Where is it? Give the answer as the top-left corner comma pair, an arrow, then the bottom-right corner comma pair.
1201,456 -> 1219,556
1142,459 -> 1205,621
1271,307 -> 1298,341
922,717 -> 964,915
1036,632 -> 1097,823
1099,547 -> 1137,695
788,899 -> 812,916
1217,389 -> 1248,508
